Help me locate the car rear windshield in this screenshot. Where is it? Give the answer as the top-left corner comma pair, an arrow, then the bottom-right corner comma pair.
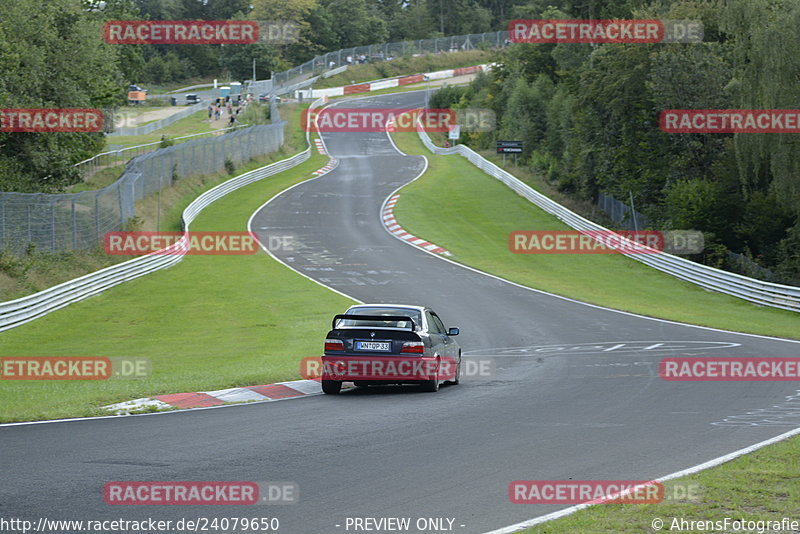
336,308 -> 422,330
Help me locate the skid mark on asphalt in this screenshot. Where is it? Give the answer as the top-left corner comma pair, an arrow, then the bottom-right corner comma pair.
712,389 -> 800,427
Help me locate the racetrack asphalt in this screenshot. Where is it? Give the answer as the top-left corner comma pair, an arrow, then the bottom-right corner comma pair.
1,91 -> 799,534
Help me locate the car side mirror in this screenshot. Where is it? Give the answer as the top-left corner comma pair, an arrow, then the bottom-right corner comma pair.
447,327 -> 459,336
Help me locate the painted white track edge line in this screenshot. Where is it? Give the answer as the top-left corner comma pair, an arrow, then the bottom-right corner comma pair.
483,424 -> 800,534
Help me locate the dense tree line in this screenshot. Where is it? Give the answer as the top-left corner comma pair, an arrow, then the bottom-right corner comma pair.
435,0 -> 800,283
130,0 -> 533,84
0,0 -> 528,192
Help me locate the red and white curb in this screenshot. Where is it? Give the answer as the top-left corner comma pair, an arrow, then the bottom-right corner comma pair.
104,379 -> 354,415
312,136 -> 339,175
313,158 -> 338,175
382,194 -> 451,256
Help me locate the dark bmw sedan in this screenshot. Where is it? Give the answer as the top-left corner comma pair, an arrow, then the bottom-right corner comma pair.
321,304 -> 461,394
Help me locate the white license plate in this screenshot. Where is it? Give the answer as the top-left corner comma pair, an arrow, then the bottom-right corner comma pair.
356,341 -> 391,351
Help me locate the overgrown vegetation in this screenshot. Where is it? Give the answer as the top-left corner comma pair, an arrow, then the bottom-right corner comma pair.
0,0 -> 512,193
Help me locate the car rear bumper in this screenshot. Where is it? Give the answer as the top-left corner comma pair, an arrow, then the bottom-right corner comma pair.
321,355 -> 457,382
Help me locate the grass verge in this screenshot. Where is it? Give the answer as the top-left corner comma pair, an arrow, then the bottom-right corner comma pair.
0,104 -> 306,302
389,113 -> 800,534
519,435 -> 800,532
387,128 -> 799,340
0,128 -> 353,422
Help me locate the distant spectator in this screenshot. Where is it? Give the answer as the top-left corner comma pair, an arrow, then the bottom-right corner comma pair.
346,55 -> 353,65
329,60 -> 335,68
214,106 -> 220,120
207,105 -> 213,118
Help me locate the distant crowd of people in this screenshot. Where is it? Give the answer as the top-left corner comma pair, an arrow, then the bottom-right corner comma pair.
207,93 -> 254,127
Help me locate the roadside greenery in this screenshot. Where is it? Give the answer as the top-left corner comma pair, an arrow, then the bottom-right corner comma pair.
435,0 -> 800,285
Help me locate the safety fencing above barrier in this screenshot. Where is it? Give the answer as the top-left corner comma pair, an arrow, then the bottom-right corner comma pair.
296,64 -> 487,99
415,120 -> 800,313
0,98 -> 323,332
1,124 -> 283,256
246,31 -> 510,98
75,124 -> 251,179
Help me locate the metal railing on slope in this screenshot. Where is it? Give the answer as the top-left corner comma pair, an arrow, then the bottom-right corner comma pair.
0,99 -> 323,332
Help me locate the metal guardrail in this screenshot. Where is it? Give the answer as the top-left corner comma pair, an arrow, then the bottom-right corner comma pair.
0,99 -> 323,332
416,124 -> 800,313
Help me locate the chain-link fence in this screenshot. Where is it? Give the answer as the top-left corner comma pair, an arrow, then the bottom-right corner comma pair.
0,123 -> 285,254
597,192 -> 650,231
75,124 -> 251,179
255,31 -> 510,95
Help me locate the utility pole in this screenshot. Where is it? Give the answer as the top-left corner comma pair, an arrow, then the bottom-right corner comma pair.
252,58 -> 256,83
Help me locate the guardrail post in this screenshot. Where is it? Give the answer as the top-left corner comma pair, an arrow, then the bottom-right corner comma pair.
72,196 -> 78,249
51,200 -> 56,252
94,193 -> 100,244
0,197 -> 4,250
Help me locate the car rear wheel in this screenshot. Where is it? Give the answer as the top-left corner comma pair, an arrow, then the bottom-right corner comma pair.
450,359 -> 461,385
322,380 -> 342,394
420,377 -> 439,392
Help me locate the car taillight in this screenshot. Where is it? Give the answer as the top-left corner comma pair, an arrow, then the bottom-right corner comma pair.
325,339 -> 345,351
400,341 -> 424,353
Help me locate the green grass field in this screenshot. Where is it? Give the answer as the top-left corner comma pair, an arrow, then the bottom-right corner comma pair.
387,120 -> 800,533
519,434 -> 800,532
388,128 -> 799,340
0,146 -> 353,422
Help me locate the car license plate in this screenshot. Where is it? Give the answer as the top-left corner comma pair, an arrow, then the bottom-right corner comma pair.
355,341 -> 391,351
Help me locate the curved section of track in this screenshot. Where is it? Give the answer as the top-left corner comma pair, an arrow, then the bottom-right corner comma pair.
1,91 -> 798,534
